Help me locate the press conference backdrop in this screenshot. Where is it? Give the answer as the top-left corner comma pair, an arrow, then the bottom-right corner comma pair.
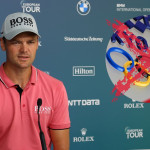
1,0 -> 150,150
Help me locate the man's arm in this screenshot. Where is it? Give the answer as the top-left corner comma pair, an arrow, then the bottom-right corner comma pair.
50,128 -> 70,150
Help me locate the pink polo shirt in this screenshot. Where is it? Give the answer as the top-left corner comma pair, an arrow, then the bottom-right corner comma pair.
0,64 -> 71,150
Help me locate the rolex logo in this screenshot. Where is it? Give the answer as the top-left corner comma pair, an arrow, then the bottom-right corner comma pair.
81,128 -> 87,136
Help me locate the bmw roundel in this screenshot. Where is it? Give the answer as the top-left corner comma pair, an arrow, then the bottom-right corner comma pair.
77,0 -> 91,15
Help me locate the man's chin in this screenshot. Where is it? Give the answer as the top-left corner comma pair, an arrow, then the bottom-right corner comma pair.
17,63 -> 32,69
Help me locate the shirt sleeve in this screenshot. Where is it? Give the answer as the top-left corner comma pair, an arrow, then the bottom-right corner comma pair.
49,81 -> 71,129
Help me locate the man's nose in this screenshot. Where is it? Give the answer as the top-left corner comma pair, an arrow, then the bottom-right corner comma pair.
20,43 -> 28,52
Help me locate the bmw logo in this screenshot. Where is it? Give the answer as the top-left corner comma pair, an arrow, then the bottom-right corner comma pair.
77,0 -> 91,15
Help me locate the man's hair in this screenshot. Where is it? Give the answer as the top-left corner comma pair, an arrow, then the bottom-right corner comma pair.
2,37 -> 6,43
2,32 -> 38,43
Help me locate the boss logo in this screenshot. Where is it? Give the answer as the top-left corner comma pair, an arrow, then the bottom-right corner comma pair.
35,106 -> 51,114
10,17 -> 33,28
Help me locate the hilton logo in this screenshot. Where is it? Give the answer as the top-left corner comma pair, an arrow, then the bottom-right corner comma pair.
73,66 -> 95,76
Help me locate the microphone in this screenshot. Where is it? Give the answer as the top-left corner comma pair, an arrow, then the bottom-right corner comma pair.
37,98 -> 47,150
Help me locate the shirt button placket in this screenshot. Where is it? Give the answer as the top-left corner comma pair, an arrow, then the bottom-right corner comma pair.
21,92 -> 29,119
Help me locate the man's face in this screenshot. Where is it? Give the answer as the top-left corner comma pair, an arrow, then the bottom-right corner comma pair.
2,32 -> 39,69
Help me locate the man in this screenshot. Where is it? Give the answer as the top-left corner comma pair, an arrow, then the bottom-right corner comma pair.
0,12 -> 70,150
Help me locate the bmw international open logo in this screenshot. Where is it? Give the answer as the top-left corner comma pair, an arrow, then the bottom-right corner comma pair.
77,0 -> 91,16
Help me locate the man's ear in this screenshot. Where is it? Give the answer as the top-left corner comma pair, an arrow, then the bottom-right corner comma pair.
0,38 -> 6,51
36,38 -> 39,50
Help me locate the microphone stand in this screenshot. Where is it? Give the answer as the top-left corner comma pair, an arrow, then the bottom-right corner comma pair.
37,98 -> 47,150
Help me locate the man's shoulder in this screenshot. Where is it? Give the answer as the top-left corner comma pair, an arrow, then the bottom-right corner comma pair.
36,68 -> 63,86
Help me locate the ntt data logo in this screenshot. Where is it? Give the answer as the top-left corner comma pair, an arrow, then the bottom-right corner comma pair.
73,66 -> 95,76
125,127 -> 143,139
73,128 -> 94,142
69,99 -> 100,106
77,0 -> 91,15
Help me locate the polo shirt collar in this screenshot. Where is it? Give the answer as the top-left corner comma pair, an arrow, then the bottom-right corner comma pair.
0,63 -> 38,88
29,65 -> 38,85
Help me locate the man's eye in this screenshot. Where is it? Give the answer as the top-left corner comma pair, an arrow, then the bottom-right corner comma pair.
12,41 -> 20,45
28,41 -> 35,44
